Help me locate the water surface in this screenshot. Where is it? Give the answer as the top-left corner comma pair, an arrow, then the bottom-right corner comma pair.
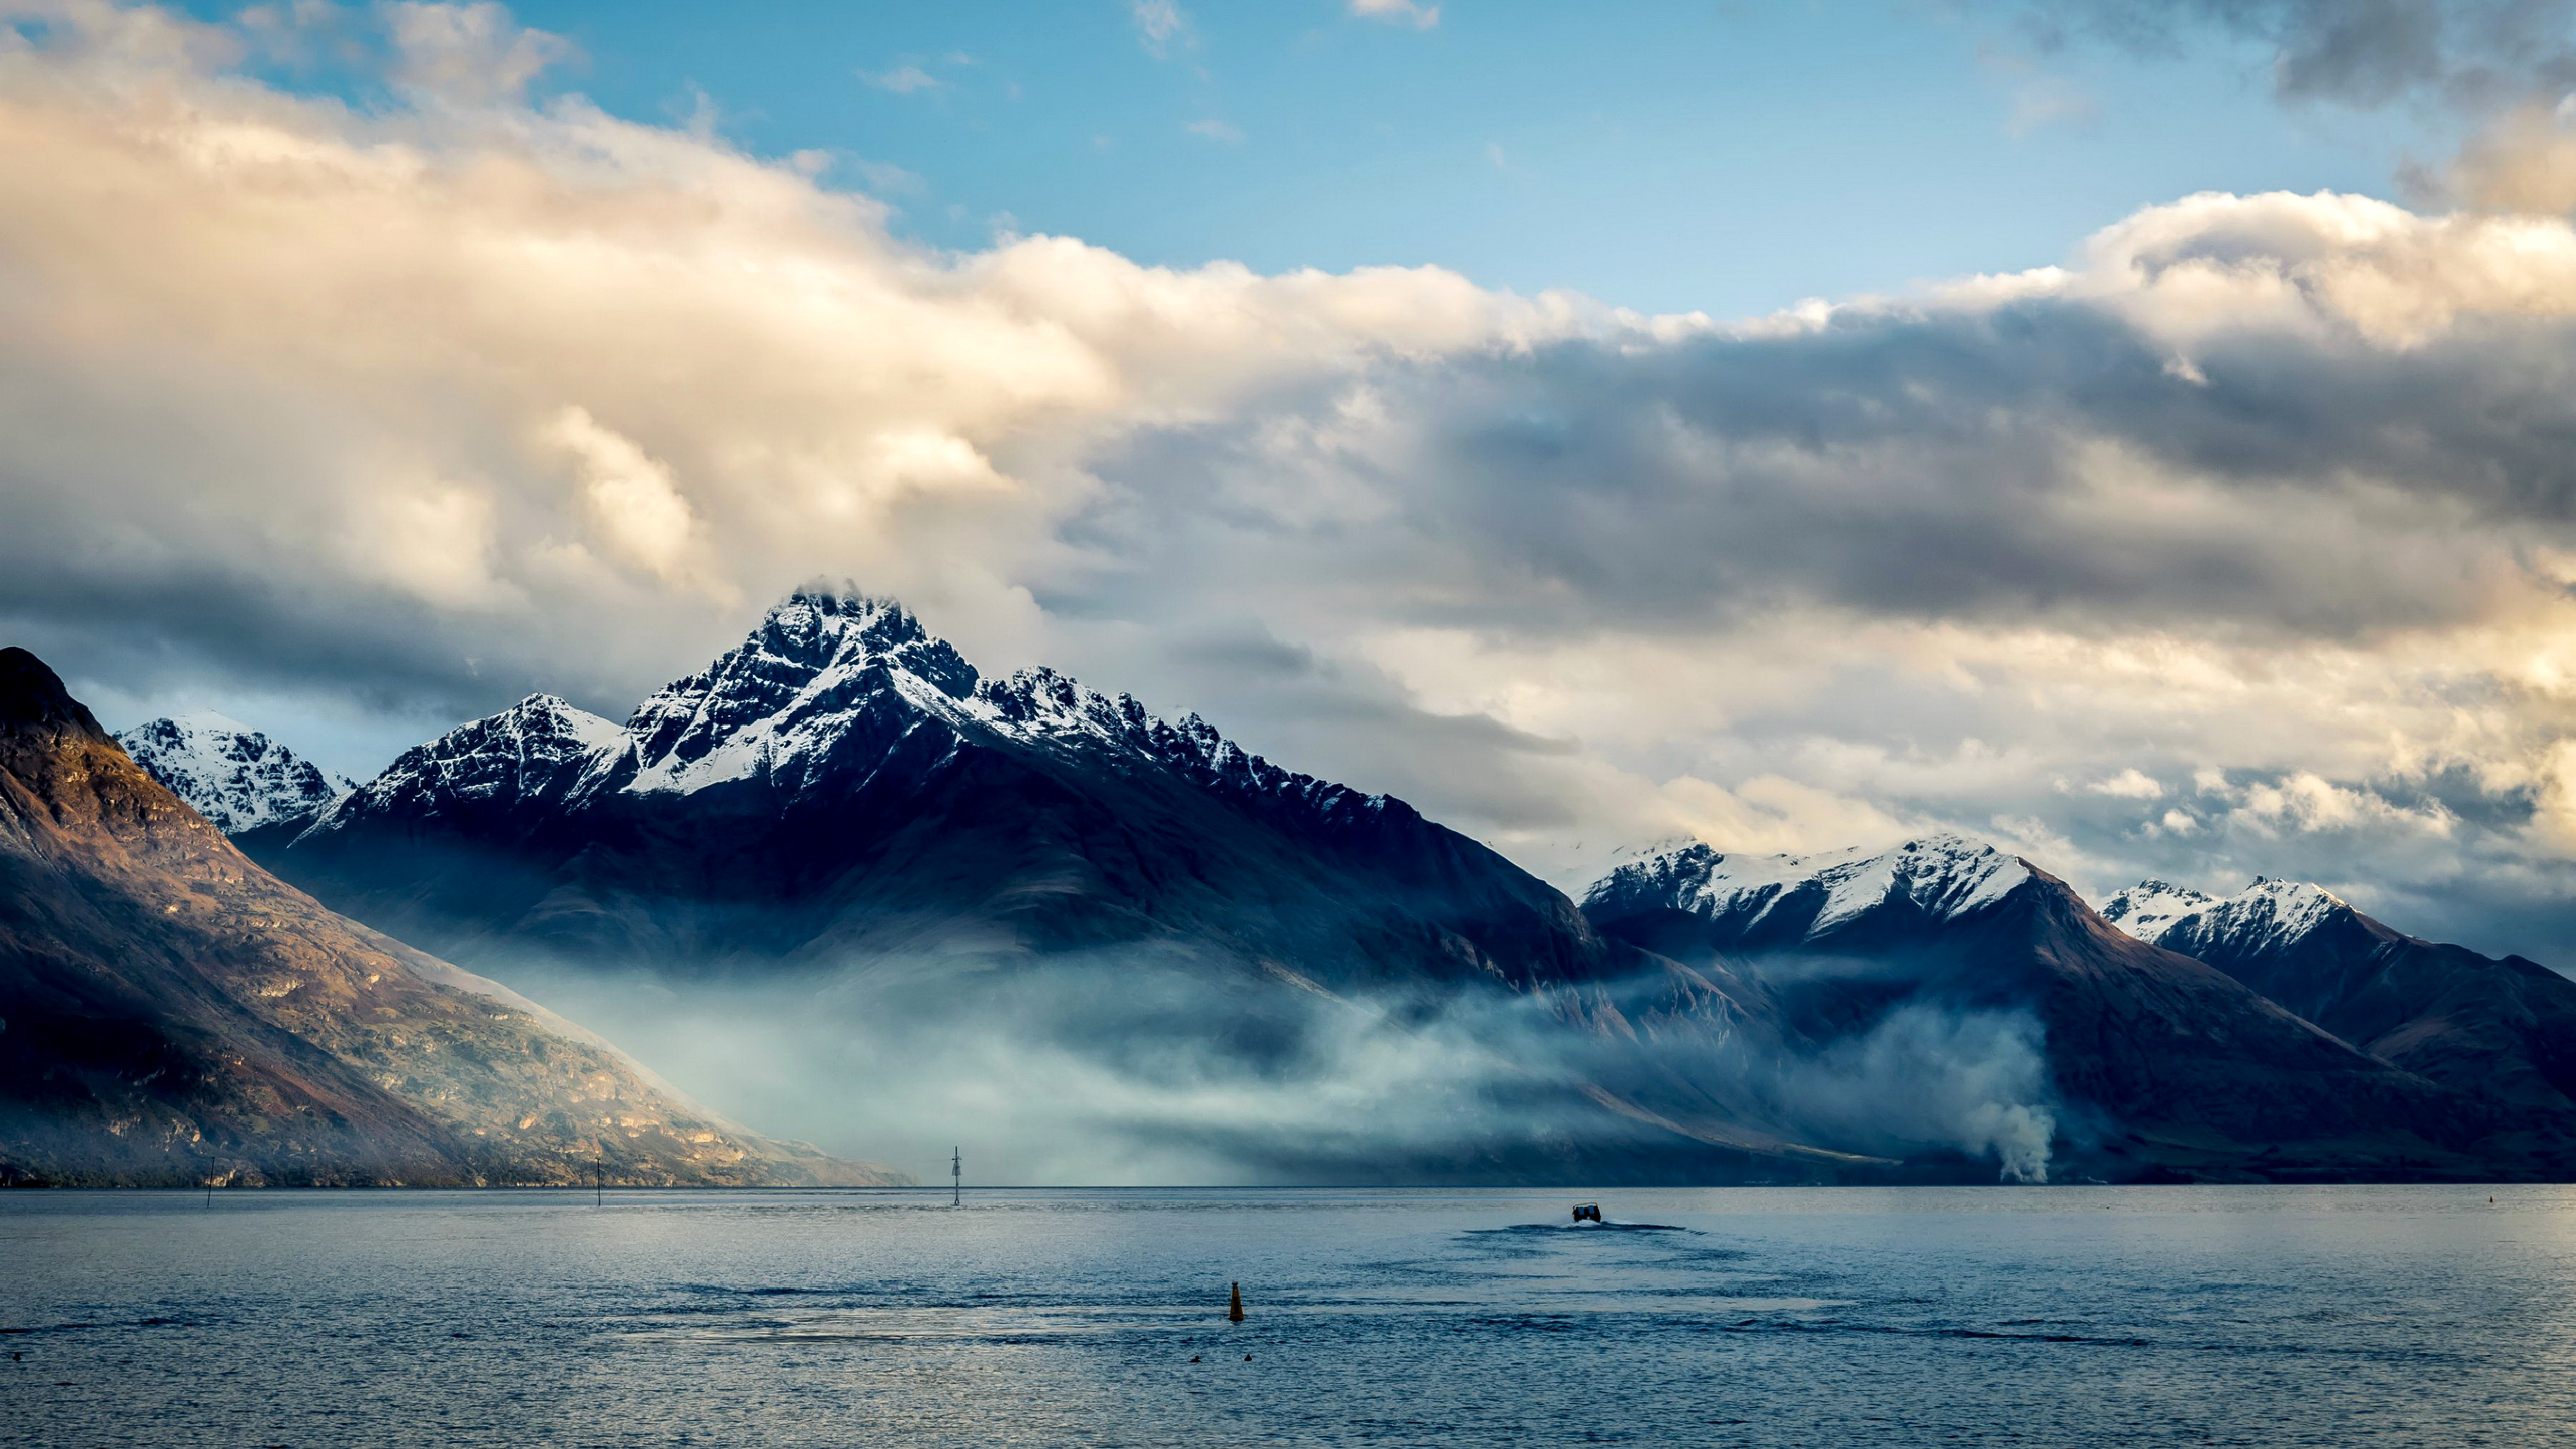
6,1185 -> 2571,1446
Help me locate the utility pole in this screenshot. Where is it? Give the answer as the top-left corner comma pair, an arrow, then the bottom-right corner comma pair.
951,1146 -> 961,1206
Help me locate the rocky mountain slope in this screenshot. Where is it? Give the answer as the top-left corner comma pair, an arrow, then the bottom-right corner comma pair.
0,647 -> 902,1188
2105,878 -> 2576,1118
1583,837 -> 2568,1181
117,713 -> 351,834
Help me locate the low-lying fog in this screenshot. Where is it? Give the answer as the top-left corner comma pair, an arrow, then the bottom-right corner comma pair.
499,953 -> 2062,1186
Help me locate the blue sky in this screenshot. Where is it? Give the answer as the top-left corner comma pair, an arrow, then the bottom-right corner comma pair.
244,1 -> 2430,316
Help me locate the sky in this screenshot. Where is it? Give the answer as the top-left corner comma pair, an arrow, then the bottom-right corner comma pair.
11,1 -> 2576,963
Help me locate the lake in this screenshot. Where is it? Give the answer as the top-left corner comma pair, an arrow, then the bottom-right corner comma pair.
6,1186 -> 2571,1446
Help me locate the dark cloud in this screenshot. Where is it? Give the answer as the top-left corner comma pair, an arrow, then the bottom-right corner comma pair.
1079,296 -> 2576,648
2021,0 -> 2576,109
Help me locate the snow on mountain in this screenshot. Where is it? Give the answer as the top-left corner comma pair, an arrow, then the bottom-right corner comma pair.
305,589 -> 1387,839
2096,880 -> 2218,942
308,694 -> 626,832
1584,833 -> 2033,938
2103,877 -> 2353,954
115,713 -> 352,834
621,591 -> 978,797
610,590 -> 1381,812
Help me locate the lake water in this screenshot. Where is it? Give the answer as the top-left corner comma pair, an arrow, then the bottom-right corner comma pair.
6,1185 -> 2572,1447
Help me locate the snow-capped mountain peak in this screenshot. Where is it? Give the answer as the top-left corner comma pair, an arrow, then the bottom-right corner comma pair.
116,713 -> 352,833
620,589 -> 980,795
1584,831 -> 2033,937
2104,875 -> 2354,953
299,587 -> 1377,836
2097,880 -> 2217,941
311,693 -> 624,831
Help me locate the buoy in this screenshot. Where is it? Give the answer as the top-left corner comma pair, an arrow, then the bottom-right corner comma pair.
1228,1281 -> 1245,1322
1189,1355 -> 1200,1363
1244,1353 -> 1252,1361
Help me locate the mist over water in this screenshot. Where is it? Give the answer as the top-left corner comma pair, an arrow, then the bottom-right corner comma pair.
494,953 -> 2064,1185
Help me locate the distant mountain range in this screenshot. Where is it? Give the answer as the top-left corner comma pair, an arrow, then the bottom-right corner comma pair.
2103,879 -> 2576,1121
1586,839 -> 2567,1181
0,647 -> 903,1188
226,590 -> 1844,1181
68,586 -> 2576,1185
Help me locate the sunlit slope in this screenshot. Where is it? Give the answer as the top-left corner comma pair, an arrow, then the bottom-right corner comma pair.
0,646 -> 904,1187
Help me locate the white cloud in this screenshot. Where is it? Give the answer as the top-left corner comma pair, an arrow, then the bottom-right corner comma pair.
1184,117 -> 1243,144
539,406 -> 728,599
384,1 -> 568,105
1131,0 -> 1192,57
2232,773 -> 2457,838
861,64 -> 940,95
2087,768 -> 2164,799
1351,0 -> 1440,29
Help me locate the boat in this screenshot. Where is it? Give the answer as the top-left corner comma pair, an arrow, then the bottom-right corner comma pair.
1571,1202 -> 1601,1223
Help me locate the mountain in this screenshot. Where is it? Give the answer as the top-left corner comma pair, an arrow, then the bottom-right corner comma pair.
2104,878 -> 2576,1118
117,713 -> 351,834
258,589 -> 1643,995
245,589 -> 1927,1182
1582,836 -> 2566,1182
233,589 -> 2576,1183
0,646 -> 903,1187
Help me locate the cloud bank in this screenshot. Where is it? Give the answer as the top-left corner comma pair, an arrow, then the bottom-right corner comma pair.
6,3 -> 2576,961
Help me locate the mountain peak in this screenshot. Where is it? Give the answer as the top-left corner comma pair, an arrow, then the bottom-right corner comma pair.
766,586 -> 933,654
2106,874 -> 2355,951
2098,879 -> 2218,941
0,646 -> 104,737
1584,831 -> 2033,940
115,714 -> 353,835
619,587 -> 978,794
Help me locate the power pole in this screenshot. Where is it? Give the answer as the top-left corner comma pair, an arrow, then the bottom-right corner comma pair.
951,1146 -> 961,1206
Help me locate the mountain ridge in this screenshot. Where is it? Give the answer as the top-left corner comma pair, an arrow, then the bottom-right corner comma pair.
2106,875 -> 2576,1118
211,587 -> 2576,1183
260,589 -> 1627,994
1581,835 -> 2570,1181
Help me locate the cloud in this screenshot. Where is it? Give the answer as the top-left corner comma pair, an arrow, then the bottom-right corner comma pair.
1351,0 -> 1441,30
0,0 -> 1569,715
860,63 -> 940,95
539,405 -> 729,598
2005,73 -> 2101,134
10,4 -> 2576,964
1130,0 -> 1192,58
1183,116 -> 1243,143
2088,768 -> 2165,798
1979,43 -> 2101,135
2020,0 -> 2576,110
2009,2 -> 2576,211
2416,99 -> 2576,215
847,158 -> 926,196
384,0 -> 569,105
